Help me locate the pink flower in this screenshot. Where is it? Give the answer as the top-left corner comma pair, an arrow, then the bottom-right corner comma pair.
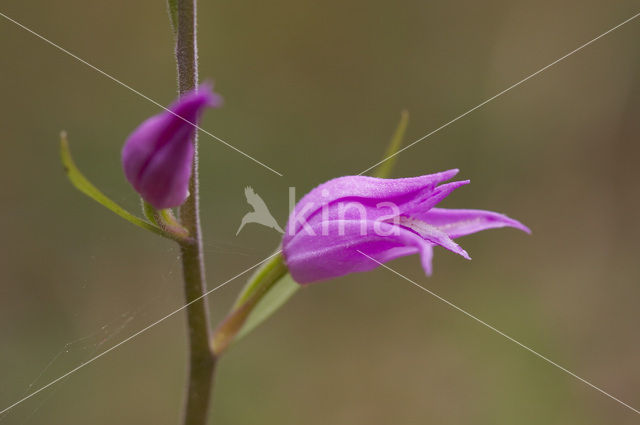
282,170 -> 530,284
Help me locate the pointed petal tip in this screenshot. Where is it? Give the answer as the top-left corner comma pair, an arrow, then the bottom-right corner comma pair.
488,212 -> 531,235
503,215 -> 531,235
175,82 -> 223,109
442,179 -> 471,190
198,82 -> 223,108
439,168 -> 460,181
435,179 -> 470,195
519,223 -> 532,235
478,210 -> 532,236
196,81 -> 213,93
209,92 -> 224,108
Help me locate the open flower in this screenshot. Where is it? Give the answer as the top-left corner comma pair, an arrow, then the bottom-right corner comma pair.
121,83 -> 222,209
282,170 -> 530,284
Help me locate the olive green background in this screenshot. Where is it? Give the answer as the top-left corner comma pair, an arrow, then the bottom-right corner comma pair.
1,1 -> 639,424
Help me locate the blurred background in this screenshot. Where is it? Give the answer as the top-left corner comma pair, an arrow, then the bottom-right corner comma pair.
1,0 -> 639,423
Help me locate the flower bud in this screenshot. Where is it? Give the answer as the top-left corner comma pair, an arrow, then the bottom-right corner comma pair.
122,83 -> 221,209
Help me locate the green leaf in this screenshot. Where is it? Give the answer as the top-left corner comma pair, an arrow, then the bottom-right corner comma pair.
235,272 -> 300,341
373,109 -> 409,178
59,132 -> 180,241
167,0 -> 178,36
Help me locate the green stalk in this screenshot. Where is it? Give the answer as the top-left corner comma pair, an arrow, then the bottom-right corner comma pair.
174,1 -> 216,424
212,253 -> 288,355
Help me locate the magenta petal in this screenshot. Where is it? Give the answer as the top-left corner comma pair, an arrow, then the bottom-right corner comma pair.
299,170 -> 459,206
420,244 -> 434,276
298,180 -> 470,231
284,220 -> 432,284
400,180 -> 470,218
286,170 -> 459,234
121,83 -> 221,209
136,127 -> 195,207
397,216 -> 471,260
417,208 -> 531,239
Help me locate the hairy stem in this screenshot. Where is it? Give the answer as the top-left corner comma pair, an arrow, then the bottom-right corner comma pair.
175,1 -> 216,425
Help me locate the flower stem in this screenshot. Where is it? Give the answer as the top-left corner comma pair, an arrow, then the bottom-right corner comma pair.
175,1 -> 216,425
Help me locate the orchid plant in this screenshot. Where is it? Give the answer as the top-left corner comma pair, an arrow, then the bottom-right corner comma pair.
59,1 -> 528,424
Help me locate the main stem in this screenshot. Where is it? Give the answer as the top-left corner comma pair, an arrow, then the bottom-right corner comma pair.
176,1 -> 216,425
